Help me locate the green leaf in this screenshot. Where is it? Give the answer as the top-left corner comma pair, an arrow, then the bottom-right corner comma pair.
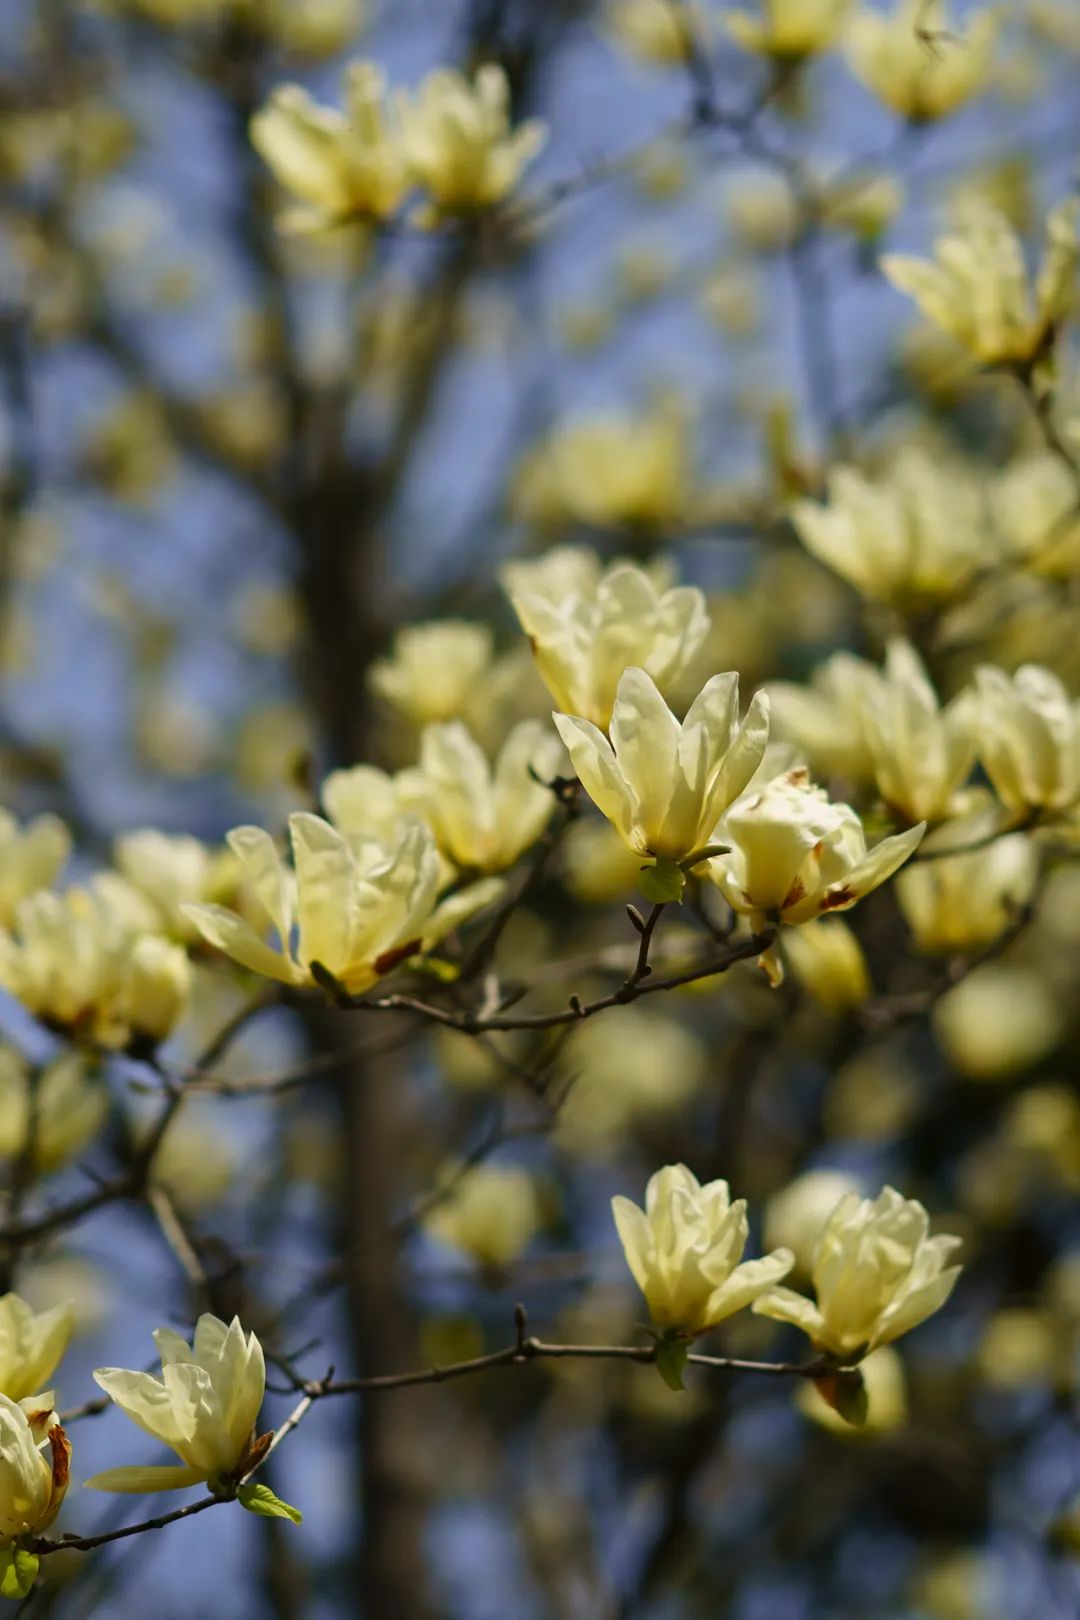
0,1547 -> 39,1600
654,1337 -> 689,1393
638,859 -> 685,904
237,1482 -> 303,1525
813,1369 -> 868,1428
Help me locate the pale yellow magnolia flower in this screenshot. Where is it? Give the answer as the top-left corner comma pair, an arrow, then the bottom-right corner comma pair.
185,816 -> 500,996
882,200 -> 1079,367
561,817 -> 648,904
87,1315 -> 265,1494
403,721 -> 563,873
369,621 -> 520,733
860,640 -> 975,824
994,453 -> 1080,579
555,667 -> 770,865
251,63 -> 410,233
0,1296 -> 74,1404
728,0 -> 851,60
102,829 -> 240,943
425,1165 -> 544,1267
782,918 -> 872,1012
512,405 -> 697,534
791,449 -> 986,602
510,560 -> 709,730
321,763 -> 413,850
0,810 -> 70,929
397,64 -> 547,218
557,1006 -> 705,1154
847,1 -> 997,123
768,651 -> 882,781
973,663 -> 1080,815
764,1169 -> 862,1282
606,0 -> 695,65
896,834 -> 1038,955
0,890 -> 191,1049
935,963 -> 1065,1082
612,1164 -> 794,1337
0,1049 -> 107,1175
754,1186 -> 962,1357
708,768 -> 925,928
0,1392 -> 70,1545
726,170 -> 801,254
260,0 -> 365,58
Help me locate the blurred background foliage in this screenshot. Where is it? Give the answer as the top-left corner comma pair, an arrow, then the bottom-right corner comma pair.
1,0 -> 1080,1617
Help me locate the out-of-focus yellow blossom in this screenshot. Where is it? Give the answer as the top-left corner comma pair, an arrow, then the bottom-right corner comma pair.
320,763 -> 414,852
77,394 -> 177,504
825,1048 -> 920,1142
798,1345 -> 907,1434
768,652 -> 881,781
511,403 -> 698,534
556,1006 -> 705,1154
847,1 -> 998,123
137,691 -> 221,778
99,830 -> 241,944
232,701 -> 310,795
882,200 -> 1078,367
708,768 -> 924,936
819,171 -> 904,242
895,835 -> 1038,956
198,384 -> 287,472
87,1315 -> 266,1494
1003,1084 -> 1080,1191
727,0 -> 851,61
403,721 -> 562,873
699,262 -> 761,337
0,811 -> 70,928
555,668 -> 770,872
994,452 -> 1080,578
754,1186 -> 962,1356
782,918 -> 872,1012
613,1164 -> 794,1337
251,63 -> 410,233
861,640 -> 974,824
933,963 -> 1065,1080
791,449 -> 987,603
0,891 -> 191,1049
0,1296 -> 74,1403
397,65 -> 547,219
726,169 -> 801,253
232,581 -> 302,657
972,663 -> 1080,816
948,157 -> 1033,238
369,621 -> 520,734
260,0 -> 365,58
509,557 -> 709,730
911,1549 -> 999,1620
976,1308 -> 1059,1391
0,1049 -> 107,1175
764,1170 -> 862,1281
0,1392 -> 70,1548
185,816 -> 500,995
561,816 -> 650,904
633,144 -> 690,203
148,1111 -> 235,1213
606,0 -> 696,65
1030,0 -> 1080,52
425,1165 -> 545,1267
614,240 -> 673,304
557,303 -> 616,352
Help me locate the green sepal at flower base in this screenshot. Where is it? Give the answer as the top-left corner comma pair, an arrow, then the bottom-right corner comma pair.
653,1335 -> 689,1393
638,858 -> 684,904
811,1368 -> 868,1428
238,1482 -> 302,1525
0,1547 -> 39,1600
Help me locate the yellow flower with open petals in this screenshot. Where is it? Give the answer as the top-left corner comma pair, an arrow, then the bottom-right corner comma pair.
397,64 -> 546,218
554,667 -> 770,868
847,1 -> 997,123
185,815 -> 500,996
87,1315 -> 265,1494
753,1186 -> 962,1357
613,1164 -> 793,1337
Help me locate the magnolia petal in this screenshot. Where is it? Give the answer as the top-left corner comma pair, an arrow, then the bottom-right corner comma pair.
290,813 -> 355,975
702,1249 -> 795,1329
552,713 -> 635,845
611,1196 -> 652,1294
84,1463 -> 205,1494
751,1286 -> 826,1341
182,905 -> 299,985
